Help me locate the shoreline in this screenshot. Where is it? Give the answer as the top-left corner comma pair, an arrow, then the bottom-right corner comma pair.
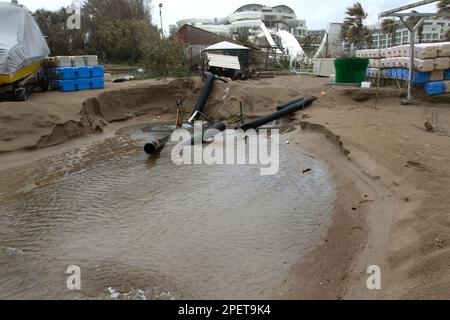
279,125 -> 408,299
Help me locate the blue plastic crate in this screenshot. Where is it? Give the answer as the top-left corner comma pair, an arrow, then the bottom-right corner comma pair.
76,66 -> 90,79
75,78 -> 90,91
50,67 -> 76,80
89,66 -> 104,78
393,68 -> 401,79
444,69 -> 450,80
89,77 -> 105,89
52,79 -> 76,92
413,71 -> 430,83
424,81 -> 444,95
386,69 -> 392,79
401,69 -> 409,80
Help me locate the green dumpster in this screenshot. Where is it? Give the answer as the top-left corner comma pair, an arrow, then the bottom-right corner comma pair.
334,58 -> 369,84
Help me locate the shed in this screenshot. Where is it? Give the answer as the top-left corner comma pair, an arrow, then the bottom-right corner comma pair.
202,41 -> 250,72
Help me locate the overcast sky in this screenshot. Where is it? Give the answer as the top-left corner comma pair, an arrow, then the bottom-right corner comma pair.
18,0 -> 439,31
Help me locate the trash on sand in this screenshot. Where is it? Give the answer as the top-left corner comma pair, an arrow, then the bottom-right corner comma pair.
108,287 -> 120,299
302,168 -> 312,173
112,76 -> 135,83
424,119 -> 434,133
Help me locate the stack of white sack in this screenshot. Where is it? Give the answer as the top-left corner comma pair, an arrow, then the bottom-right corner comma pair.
444,80 -> 450,93
430,70 -> 444,81
437,42 -> 450,57
413,58 -> 435,72
379,58 -> 435,72
434,57 -> 450,70
413,43 -> 438,59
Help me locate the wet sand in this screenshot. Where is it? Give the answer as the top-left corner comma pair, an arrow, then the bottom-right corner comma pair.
1,75 -> 450,299
0,123 -> 336,299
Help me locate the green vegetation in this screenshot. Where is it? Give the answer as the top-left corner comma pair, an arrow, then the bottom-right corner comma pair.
381,18 -> 396,47
33,0 -> 187,77
406,11 -> 424,43
340,2 -> 373,50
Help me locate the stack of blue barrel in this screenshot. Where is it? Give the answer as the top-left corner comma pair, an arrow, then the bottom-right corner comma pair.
50,65 -> 105,92
366,67 -> 450,95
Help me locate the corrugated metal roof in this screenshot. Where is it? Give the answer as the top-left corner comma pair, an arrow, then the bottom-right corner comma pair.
203,41 -> 250,51
206,53 -> 241,70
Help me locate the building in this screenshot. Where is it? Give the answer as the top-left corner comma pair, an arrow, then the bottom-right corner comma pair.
370,16 -> 450,48
176,24 -> 259,72
173,4 -> 308,42
229,4 -> 307,40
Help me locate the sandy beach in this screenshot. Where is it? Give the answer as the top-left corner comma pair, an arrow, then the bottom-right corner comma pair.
1,75 -> 449,299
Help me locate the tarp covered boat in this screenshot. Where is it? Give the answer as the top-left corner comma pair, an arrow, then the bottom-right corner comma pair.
0,2 -> 50,85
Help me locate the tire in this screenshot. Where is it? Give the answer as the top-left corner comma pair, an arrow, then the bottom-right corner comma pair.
15,88 -> 29,101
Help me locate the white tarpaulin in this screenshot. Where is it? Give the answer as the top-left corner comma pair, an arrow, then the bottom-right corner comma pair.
0,2 -> 50,74
203,41 -> 249,51
206,53 -> 241,70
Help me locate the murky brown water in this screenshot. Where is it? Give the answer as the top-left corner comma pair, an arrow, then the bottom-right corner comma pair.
0,123 -> 335,299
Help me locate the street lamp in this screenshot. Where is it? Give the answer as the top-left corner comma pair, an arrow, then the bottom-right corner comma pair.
159,3 -> 164,37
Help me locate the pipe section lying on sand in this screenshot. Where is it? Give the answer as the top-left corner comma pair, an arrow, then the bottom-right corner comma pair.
144,134 -> 170,155
190,121 -> 226,145
276,97 -> 305,111
188,72 -> 214,123
236,96 -> 317,131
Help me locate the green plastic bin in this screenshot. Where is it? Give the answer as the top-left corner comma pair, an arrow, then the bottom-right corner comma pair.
334,58 -> 369,84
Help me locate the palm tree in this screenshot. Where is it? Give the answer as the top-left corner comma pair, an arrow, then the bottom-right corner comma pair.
406,11 -> 424,43
340,2 -> 373,50
445,29 -> 450,41
437,0 -> 450,15
381,18 -> 396,47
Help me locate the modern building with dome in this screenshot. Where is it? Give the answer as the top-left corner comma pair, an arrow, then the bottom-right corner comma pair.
229,4 -> 307,38
171,3 -> 308,41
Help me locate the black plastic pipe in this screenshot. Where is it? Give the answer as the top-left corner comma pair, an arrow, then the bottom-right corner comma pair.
144,134 -> 170,155
276,97 -> 305,111
190,121 -> 227,145
236,96 -> 318,131
190,72 -> 214,120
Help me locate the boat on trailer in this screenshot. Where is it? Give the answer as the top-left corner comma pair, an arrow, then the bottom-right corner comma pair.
0,2 -> 50,100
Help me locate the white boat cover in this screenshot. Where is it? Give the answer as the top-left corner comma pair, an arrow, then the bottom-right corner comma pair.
0,2 -> 50,74
203,41 -> 249,51
206,53 -> 241,70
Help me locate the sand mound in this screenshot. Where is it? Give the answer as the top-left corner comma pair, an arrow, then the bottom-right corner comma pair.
1,76 -> 318,152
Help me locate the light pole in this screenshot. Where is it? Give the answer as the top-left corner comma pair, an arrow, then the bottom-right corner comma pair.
159,3 -> 164,37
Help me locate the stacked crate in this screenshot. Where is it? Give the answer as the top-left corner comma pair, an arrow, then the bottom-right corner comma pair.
357,42 -> 450,95
50,55 -> 105,92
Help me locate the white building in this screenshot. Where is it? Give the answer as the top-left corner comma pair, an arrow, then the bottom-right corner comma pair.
229,4 -> 307,39
174,3 -> 308,42
371,16 -> 450,48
